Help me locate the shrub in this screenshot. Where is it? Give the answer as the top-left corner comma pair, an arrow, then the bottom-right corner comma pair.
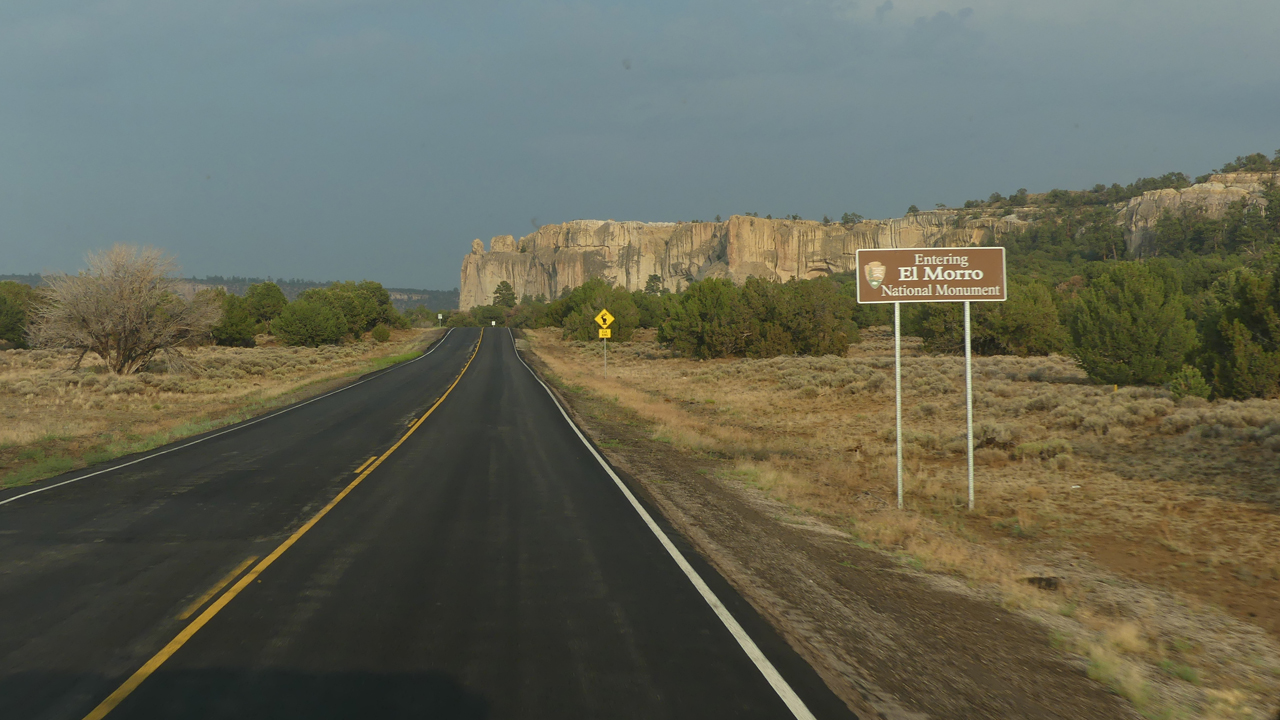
1165,365 -> 1211,400
658,279 -> 748,358
507,298 -> 549,329
446,311 -> 479,328
470,305 -> 507,327
371,323 -> 391,342
1065,263 -> 1198,385
28,245 -> 220,374
659,277 -> 857,359
209,290 -> 256,348
299,280 -> 399,339
632,289 -> 677,329
740,277 -> 858,356
273,299 -> 347,347
913,280 -> 1067,356
244,282 -> 287,331
1199,265 -> 1280,399
1012,438 -> 1072,460
973,422 -> 1021,449
0,281 -> 36,349
548,278 -> 641,341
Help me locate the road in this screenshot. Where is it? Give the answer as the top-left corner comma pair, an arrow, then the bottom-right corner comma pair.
0,328 -> 856,719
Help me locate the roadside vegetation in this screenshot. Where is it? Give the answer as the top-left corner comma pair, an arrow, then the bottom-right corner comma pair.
526,327 -> 1280,719
472,152 -> 1280,406
0,244 -> 441,489
0,330 -> 439,490
502,153 -> 1280,717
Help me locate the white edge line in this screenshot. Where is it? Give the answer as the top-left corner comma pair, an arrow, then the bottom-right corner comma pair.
0,329 -> 456,508
506,329 -> 817,720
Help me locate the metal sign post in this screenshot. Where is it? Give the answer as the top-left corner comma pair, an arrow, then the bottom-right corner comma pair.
855,247 -> 1006,512
894,302 -> 903,509
964,301 -> 975,510
437,313 -> 442,327
594,309 -> 614,373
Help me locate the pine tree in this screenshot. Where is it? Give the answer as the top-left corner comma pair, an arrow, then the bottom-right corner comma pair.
493,281 -> 517,308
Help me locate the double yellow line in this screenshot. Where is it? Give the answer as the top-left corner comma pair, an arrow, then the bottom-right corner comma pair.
83,330 -> 484,720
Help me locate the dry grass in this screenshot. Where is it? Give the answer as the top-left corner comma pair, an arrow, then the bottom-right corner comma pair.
0,328 -> 441,488
527,326 -> 1280,719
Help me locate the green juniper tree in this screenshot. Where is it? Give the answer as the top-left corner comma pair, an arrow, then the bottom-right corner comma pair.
1065,263 -> 1197,385
492,281 -> 517,308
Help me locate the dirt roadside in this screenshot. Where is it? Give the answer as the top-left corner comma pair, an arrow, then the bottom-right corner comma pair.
0,328 -> 443,490
518,338 -> 1138,720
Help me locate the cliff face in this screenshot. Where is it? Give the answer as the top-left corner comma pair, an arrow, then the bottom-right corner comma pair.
458,211 -> 1030,310
1121,172 -> 1277,255
458,173 -> 1276,309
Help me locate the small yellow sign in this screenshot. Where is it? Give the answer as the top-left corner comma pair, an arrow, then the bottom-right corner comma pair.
594,309 -> 614,328
598,328 -> 612,339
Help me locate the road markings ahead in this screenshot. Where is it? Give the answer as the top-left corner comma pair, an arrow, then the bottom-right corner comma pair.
81,330 -> 485,720
507,329 -> 817,720
177,556 -> 258,621
354,456 -> 377,474
0,329 -> 456,509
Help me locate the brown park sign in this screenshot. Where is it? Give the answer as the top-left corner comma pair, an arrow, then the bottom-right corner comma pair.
855,247 -> 1007,304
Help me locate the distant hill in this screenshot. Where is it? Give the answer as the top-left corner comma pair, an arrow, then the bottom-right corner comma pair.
0,274 -> 459,313
0,274 -> 42,288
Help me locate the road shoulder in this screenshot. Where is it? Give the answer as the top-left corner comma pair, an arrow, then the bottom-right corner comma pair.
517,334 -> 1136,720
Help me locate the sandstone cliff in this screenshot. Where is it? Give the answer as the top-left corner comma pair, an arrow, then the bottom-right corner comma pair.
459,174 -> 1275,309
1121,172 -> 1277,255
459,212 -> 1030,310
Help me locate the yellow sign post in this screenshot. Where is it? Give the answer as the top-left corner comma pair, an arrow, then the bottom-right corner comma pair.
594,309 -> 613,372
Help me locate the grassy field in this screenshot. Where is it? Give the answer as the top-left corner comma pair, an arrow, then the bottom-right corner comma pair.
0,328 -> 442,490
527,327 -> 1280,720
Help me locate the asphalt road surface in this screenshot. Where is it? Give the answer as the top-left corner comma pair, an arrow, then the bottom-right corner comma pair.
0,328 -> 857,719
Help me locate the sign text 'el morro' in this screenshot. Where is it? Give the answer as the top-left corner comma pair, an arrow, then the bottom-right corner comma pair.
855,247 -> 1007,304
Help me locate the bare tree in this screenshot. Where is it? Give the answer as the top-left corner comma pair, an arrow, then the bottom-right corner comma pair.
28,245 -> 221,374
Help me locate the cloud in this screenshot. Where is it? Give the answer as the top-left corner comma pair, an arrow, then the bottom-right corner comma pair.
875,0 -> 892,23
3,1 -> 1280,289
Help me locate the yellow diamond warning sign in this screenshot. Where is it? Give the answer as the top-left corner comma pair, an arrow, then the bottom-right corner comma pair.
598,328 -> 612,339
594,309 -> 614,328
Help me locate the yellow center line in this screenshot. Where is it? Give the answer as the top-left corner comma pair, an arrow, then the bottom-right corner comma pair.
82,329 -> 484,720
176,556 -> 258,620
353,456 -> 377,475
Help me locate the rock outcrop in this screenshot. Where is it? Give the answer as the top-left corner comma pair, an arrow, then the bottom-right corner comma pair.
458,173 -> 1276,309
1121,172 -> 1277,255
458,212 -> 1030,310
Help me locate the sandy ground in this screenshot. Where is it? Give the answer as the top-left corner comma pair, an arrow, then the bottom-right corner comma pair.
0,328 -> 442,489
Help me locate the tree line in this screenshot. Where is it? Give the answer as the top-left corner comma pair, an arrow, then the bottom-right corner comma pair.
0,246 -> 414,375
207,279 -> 407,348
458,172 -> 1277,400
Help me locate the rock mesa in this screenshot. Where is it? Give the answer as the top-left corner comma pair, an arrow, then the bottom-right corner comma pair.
459,173 -> 1276,310
459,212 -> 1028,310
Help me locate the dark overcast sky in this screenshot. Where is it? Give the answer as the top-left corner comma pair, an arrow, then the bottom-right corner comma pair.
3,1 -> 1278,290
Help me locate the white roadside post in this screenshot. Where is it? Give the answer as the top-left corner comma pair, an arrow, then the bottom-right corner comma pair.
894,301 -> 904,509
855,247 -> 1006,513
964,301 -> 975,510
437,313 -> 442,327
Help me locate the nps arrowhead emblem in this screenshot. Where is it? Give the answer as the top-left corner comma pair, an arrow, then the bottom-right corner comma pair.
594,309 -> 614,328
864,261 -> 886,290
